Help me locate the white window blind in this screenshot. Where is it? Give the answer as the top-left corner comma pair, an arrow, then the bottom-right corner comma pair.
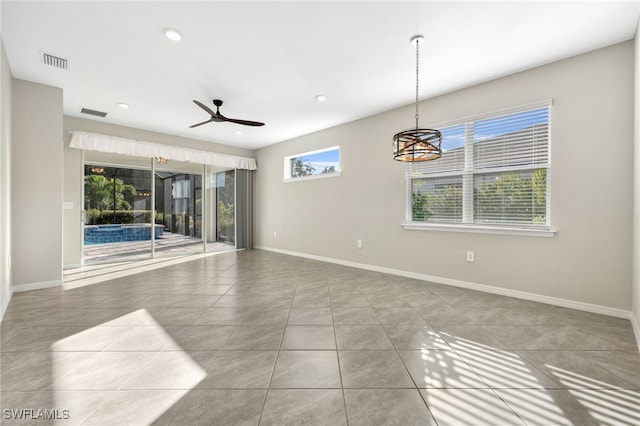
473,108 -> 549,170
406,104 -> 551,228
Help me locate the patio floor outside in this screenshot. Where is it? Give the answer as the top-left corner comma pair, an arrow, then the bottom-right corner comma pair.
83,231 -> 235,264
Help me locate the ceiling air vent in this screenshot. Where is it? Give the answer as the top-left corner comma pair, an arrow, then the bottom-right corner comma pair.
39,51 -> 68,70
81,108 -> 107,118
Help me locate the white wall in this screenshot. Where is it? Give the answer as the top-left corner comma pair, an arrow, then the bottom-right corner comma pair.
62,116 -> 255,268
12,79 -> 63,290
255,42 -> 635,315
63,127 -> 83,268
0,37 -> 12,319
632,20 -> 640,346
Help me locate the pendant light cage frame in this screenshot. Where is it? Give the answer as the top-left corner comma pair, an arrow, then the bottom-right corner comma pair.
393,128 -> 442,161
393,35 -> 442,162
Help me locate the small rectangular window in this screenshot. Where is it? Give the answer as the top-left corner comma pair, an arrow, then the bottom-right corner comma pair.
284,146 -> 340,181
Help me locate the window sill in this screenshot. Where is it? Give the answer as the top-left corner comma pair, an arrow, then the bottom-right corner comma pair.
283,171 -> 341,183
402,222 -> 556,237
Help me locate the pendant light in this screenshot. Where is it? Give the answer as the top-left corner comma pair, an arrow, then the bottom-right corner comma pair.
393,35 -> 442,162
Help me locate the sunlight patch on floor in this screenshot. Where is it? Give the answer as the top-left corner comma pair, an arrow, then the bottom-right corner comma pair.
569,389 -> 640,425
547,365 -> 627,390
51,309 -> 207,424
63,251 -> 233,289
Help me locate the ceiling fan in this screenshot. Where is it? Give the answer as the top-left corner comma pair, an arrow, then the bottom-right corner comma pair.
189,99 -> 265,128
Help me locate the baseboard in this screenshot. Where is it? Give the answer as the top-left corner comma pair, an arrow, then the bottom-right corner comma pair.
0,286 -> 13,323
63,263 -> 82,270
631,313 -> 640,352
12,279 -> 62,293
256,245 -> 631,320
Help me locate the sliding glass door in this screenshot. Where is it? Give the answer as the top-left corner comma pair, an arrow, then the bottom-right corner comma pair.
83,164 -> 153,263
81,152 -> 244,265
153,169 -> 203,258
216,170 -> 235,245
203,169 -> 237,252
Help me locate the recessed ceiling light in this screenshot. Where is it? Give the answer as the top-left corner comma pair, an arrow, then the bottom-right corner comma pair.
315,95 -> 327,102
234,130 -> 243,135
163,27 -> 183,41
116,102 -> 129,109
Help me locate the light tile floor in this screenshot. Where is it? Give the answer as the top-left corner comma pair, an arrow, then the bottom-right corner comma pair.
1,249 -> 639,425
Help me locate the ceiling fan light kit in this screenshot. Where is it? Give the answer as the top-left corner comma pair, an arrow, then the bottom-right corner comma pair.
393,35 -> 442,162
190,99 -> 265,128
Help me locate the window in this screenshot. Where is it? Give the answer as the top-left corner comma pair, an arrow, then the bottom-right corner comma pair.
284,146 -> 340,181
406,103 -> 551,234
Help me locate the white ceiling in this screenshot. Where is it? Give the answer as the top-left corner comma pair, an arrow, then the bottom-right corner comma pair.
1,1 -> 638,150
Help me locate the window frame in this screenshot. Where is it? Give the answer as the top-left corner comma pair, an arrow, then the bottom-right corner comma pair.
403,100 -> 555,237
283,146 -> 341,182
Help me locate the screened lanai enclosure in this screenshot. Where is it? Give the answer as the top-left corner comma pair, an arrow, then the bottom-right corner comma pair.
82,159 -> 249,264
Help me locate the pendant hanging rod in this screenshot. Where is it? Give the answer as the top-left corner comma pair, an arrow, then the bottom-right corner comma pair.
412,35 -> 422,130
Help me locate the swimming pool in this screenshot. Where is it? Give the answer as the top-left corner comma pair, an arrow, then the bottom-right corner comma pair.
84,224 -> 164,244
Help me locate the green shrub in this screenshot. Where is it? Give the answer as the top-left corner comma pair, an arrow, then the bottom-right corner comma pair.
86,209 -> 168,225
86,208 -> 101,225
87,210 -> 158,225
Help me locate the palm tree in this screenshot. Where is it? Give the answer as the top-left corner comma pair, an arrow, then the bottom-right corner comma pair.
84,175 -> 136,211
291,158 -> 315,177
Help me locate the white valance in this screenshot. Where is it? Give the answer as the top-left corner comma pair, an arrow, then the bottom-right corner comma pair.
69,131 -> 257,170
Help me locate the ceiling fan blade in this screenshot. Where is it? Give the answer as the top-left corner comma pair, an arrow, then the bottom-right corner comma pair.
189,118 -> 214,128
224,117 -> 265,127
191,99 -> 265,127
192,100 -> 216,116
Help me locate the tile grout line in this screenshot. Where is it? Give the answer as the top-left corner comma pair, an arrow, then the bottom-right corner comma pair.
330,278 -> 351,426
256,262 -> 296,426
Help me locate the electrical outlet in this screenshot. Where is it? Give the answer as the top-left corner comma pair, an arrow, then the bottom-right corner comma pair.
273,231 -> 277,238
357,240 -> 362,249
466,251 -> 475,262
